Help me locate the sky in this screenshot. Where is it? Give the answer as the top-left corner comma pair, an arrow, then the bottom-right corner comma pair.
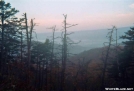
4,0 -> 134,33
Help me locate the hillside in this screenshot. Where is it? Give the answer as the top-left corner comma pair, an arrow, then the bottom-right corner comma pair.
35,26 -> 130,49
68,47 -> 105,76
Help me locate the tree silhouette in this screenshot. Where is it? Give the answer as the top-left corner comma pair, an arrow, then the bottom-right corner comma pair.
0,0 -> 19,72
118,27 -> 134,87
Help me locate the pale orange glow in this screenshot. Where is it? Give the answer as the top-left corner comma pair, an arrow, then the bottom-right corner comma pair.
33,12 -> 134,33
8,0 -> 133,33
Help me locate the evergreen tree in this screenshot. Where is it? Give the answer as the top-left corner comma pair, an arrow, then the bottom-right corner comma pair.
0,0 -> 20,72
118,27 -> 134,87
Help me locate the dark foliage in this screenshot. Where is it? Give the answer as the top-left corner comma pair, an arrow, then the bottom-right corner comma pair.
0,1 -> 134,91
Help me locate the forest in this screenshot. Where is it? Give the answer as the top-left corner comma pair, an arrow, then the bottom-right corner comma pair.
0,1 -> 134,91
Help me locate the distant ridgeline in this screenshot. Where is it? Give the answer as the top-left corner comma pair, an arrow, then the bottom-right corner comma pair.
33,26 -> 130,52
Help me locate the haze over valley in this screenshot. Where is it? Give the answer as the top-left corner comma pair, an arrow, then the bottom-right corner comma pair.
34,26 -> 130,54
1,0 -> 134,91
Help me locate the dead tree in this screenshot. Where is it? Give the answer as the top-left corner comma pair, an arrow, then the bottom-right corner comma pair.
23,13 -> 35,67
114,26 -> 120,74
24,13 -> 30,67
23,13 -> 35,84
101,26 -> 115,91
46,25 -> 57,90
61,14 -> 77,91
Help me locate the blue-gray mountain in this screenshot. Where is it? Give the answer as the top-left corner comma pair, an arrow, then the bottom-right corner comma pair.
33,26 -> 131,54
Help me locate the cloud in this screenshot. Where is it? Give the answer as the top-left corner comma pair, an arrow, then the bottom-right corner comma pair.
129,3 -> 134,9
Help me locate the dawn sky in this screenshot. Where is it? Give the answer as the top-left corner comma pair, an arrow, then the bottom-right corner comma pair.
5,0 -> 134,32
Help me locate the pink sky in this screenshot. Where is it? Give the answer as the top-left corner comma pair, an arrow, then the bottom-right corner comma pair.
5,0 -> 134,32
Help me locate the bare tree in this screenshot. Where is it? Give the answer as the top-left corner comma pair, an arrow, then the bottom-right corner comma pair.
101,26 -> 117,91
23,13 -> 36,84
60,14 -> 78,91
